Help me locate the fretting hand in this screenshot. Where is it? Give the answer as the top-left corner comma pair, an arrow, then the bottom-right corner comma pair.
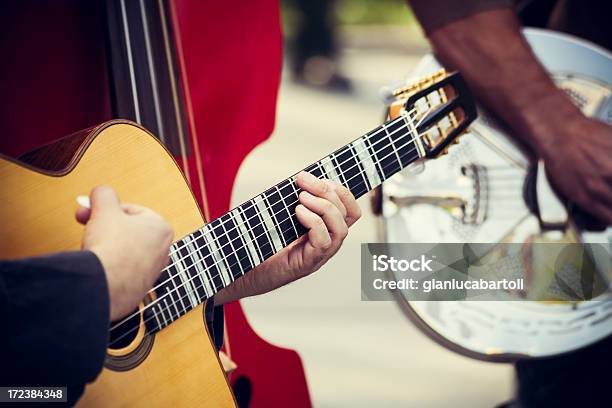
214,171 -> 361,305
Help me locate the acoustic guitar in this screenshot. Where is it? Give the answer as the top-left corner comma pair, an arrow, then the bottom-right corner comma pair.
0,70 -> 475,406
0,2 -> 313,405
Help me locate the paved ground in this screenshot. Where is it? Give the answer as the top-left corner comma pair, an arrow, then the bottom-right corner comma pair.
231,29 -> 514,407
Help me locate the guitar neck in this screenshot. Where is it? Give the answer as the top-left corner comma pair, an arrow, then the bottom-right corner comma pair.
146,112 -> 422,331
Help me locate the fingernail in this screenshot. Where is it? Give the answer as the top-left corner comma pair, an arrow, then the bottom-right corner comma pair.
299,171 -> 317,185
76,195 -> 91,209
299,190 -> 313,202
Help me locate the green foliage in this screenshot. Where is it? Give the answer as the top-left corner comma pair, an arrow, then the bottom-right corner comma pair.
281,0 -> 416,36
335,0 -> 415,25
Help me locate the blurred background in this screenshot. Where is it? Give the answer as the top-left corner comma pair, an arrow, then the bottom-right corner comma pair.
232,1 -> 514,406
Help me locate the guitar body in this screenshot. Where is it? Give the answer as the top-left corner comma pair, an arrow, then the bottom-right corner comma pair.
0,121 -> 234,407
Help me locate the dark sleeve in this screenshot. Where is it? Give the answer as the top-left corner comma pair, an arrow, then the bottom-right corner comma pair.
515,335 -> 612,406
408,0 -> 514,34
0,251 -> 109,395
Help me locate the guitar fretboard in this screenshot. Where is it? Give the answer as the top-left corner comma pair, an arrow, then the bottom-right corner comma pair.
144,112 -> 422,332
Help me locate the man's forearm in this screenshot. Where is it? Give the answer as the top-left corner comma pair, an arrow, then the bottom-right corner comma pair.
428,8 -> 582,156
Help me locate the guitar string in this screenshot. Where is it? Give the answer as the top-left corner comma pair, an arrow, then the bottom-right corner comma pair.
118,108 -> 472,338
109,112 -> 421,333
145,167 -> 531,338
109,142 -> 422,348
109,116 -> 420,335
112,0 -> 421,331
163,111 -> 415,271
108,137 -> 423,346
165,112 -> 410,259
116,0 -> 436,270
142,112 -> 415,297
163,167 -> 533,274
110,112 -> 417,328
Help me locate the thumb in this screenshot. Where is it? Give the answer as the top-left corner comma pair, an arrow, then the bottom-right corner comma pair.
90,186 -> 121,218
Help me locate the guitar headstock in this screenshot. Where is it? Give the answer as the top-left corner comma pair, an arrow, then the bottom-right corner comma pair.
388,70 -> 477,158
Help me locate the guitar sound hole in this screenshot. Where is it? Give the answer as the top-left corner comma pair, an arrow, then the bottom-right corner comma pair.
108,307 -> 141,350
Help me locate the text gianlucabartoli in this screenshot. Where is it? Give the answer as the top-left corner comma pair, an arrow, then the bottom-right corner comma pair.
371,255 -> 524,292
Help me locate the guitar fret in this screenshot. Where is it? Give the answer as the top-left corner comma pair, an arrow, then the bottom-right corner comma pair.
194,231 -> 223,292
386,119 -> 417,167
174,250 -> 194,311
151,307 -> 162,329
329,152 -> 346,186
227,211 -> 255,271
363,132 -> 386,182
183,236 -> 204,304
219,213 -> 252,280
320,156 -> 340,184
316,161 -> 327,179
254,195 -> 283,252
383,123 -> 404,169
204,223 -> 233,286
367,124 -> 401,180
263,180 -> 300,246
173,247 -> 192,311
352,137 -> 381,190
183,232 -> 212,299
232,208 -> 262,267
350,144 -> 371,192
277,183 -> 300,240
288,180 -> 308,236
403,113 -> 425,158
263,189 -> 288,247
241,200 -> 274,263
149,269 -> 174,331
166,260 -> 189,315
166,287 -> 182,320
304,161 -> 324,179
176,236 -> 200,307
282,179 -> 308,236
157,299 -> 169,328
162,299 -> 173,324
332,145 -> 369,198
